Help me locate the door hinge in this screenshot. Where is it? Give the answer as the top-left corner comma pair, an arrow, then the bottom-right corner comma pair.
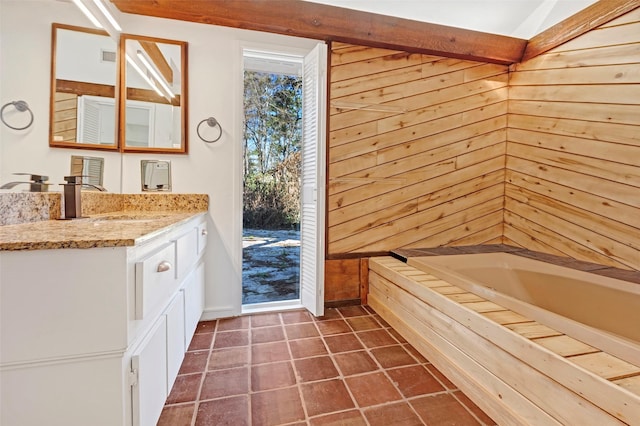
128,368 -> 138,387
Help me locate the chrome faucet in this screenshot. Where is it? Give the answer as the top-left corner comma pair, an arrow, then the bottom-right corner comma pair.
0,173 -> 51,192
60,176 -> 107,219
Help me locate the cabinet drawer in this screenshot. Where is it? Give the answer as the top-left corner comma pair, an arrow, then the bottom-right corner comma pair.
135,242 -> 177,320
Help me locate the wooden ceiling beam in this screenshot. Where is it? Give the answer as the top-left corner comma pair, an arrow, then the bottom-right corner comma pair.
521,0 -> 640,61
110,0 -> 527,64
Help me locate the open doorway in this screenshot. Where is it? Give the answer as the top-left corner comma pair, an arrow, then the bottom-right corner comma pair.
241,44 -> 326,316
242,50 -> 303,308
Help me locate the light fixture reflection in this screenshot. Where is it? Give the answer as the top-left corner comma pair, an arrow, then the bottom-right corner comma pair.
136,51 -> 175,99
71,0 -> 102,28
126,54 -> 166,99
92,0 -> 122,32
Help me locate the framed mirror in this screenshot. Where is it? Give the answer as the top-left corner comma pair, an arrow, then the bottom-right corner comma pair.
49,23 -> 119,150
120,34 -> 188,153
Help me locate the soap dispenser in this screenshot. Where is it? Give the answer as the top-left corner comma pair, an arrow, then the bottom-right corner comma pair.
61,175 -> 83,219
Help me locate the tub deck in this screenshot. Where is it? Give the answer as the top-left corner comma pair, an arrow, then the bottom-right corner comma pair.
368,256 -> 640,425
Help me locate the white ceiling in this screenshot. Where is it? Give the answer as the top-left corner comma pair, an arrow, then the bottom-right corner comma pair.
304,0 -> 599,39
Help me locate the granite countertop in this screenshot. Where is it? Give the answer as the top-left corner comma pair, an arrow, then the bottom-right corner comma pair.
0,211 -> 206,251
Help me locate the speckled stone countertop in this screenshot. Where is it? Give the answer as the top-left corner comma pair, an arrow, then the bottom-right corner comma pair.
0,193 -> 208,251
0,211 -> 206,251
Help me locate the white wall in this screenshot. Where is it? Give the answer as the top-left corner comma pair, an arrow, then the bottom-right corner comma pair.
0,0 -> 319,318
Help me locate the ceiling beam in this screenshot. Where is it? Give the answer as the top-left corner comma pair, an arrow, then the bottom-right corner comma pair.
110,0 -> 527,64
521,0 -> 640,61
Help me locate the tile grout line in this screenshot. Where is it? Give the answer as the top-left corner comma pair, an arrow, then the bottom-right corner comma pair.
191,320 -> 219,426
313,307 -> 373,425
166,307 -> 496,425
345,308 -> 429,424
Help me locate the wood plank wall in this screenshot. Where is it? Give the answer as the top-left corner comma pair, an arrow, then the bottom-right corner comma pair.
505,8 -> 640,271
327,43 -> 509,256
53,92 -> 78,142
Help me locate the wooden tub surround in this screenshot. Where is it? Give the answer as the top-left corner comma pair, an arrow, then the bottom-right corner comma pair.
368,254 -> 640,425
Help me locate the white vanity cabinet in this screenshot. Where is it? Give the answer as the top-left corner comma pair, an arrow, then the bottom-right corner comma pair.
0,213 -> 207,426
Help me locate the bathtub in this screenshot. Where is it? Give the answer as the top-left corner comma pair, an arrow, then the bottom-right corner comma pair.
407,252 -> 640,366
368,254 -> 640,425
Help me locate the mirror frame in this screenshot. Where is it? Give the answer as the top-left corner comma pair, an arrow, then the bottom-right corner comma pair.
119,34 -> 188,154
49,23 -> 119,151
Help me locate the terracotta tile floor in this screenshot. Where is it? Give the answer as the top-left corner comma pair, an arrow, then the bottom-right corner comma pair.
158,305 -> 497,426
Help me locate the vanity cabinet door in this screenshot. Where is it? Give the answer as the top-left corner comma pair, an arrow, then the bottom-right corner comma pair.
166,291 -> 185,389
184,262 -> 205,343
131,316 -> 167,426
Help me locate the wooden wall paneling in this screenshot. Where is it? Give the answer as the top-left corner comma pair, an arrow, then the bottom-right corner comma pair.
521,0 -> 640,60
329,143 -> 505,216
502,220 -> 567,256
505,184 -> 639,268
342,197 -> 504,253
508,128 -> 640,167
507,142 -> 640,188
331,127 -> 505,180
329,110 -> 507,195
328,44 -> 507,256
503,200 -> 632,270
509,63 -> 640,86
334,169 -> 505,249
375,117 -> 507,165
506,7 -> 640,270
446,224 -> 506,247
330,182 -> 504,252
508,99 -> 639,125
505,154 -> 639,213
514,43 -> 640,72
505,170 -> 639,228
330,112 -> 506,165
508,114 -> 638,147
360,258 -> 369,304
53,92 -> 78,142
406,210 -> 505,250
509,84 -> 640,105
329,156 -> 504,231
535,11 -> 640,54
324,259 -> 361,302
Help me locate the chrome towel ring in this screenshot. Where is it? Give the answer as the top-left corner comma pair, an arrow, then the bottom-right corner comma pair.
197,117 -> 223,143
1,100 -> 34,131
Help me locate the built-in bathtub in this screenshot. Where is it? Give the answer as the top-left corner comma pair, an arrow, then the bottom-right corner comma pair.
408,252 -> 640,366
368,253 -> 640,426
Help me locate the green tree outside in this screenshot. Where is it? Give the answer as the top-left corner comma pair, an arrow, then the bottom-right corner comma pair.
243,71 -> 302,229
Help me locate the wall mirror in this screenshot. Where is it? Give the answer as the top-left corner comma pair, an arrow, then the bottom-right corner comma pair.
141,160 -> 172,191
50,23 -> 119,150
120,34 -> 188,153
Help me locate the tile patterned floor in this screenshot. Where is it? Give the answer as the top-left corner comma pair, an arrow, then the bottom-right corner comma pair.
158,305 -> 497,426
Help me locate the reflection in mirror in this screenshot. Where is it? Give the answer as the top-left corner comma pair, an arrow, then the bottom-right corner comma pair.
121,35 -> 187,153
70,155 -> 105,188
141,160 -> 172,191
50,24 -> 118,150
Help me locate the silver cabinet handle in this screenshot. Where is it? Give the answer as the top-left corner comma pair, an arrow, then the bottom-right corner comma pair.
201,229 -> 208,236
157,261 -> 172,273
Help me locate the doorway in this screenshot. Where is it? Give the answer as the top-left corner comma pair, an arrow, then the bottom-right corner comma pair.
242,49 -> 302,308
241,44 -> 326,316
